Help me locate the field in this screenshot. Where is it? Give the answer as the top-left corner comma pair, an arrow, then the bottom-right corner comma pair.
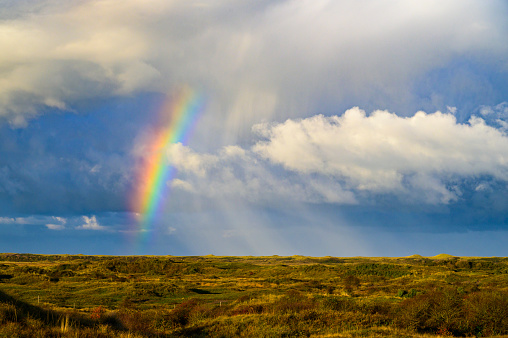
0,253 -> 507,337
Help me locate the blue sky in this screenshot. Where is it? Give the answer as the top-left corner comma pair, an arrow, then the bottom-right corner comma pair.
1,0 -> 508,256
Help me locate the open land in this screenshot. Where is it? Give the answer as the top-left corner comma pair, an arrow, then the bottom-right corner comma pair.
0,253 -> 507,337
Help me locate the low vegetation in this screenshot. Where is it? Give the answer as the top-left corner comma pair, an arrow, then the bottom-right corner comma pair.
0,253 -> 507,337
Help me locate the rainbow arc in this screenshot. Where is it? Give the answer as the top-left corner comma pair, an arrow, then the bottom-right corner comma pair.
131,86 -> 205,248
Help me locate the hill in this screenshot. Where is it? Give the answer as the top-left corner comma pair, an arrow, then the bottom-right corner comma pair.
431,253 -> 457,259
0,254 -> 507,337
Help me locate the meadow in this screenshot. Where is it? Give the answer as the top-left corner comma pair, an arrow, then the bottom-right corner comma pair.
0,253 -> 507,337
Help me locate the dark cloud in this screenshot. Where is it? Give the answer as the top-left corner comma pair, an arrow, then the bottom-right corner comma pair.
0,94 -> 162,215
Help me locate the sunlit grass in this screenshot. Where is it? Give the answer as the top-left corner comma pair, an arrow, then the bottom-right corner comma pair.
0,253 -> 507,337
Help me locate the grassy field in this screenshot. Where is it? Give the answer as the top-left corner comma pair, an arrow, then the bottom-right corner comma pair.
0,253 -> 507,337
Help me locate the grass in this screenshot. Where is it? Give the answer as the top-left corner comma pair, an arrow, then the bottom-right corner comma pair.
0,253 -> 507,337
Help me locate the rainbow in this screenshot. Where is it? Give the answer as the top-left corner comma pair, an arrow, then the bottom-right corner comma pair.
131,86 -> 205,245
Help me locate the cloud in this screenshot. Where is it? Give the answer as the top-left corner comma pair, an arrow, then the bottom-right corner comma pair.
0,217 -> 32,225
0,215 -> 67,230
166,143 -> 357,205
45,223 -> 65,230
165,108 -> 508,206
45,216 -> 66,230
76,215 -> 106,230
168,143 -> 218,177
0,0 -> 161,126
0,0 -> 506,133
478,102 -> 508,132
0,106 -> 137,215
255,108 -> 508,194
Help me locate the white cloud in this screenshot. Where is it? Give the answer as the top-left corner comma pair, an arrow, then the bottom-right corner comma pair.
254,108 -> 508,184
76,215 -> 106,230
0,0 -> 506,133
0,215 -> 67,230
447,106 -> 457,114
45,216 -> 66,230
0,217 -> 28,224
170,179 -> 194,192
479,102 -> 508,132
45,223 -> 65,230
90,164 -> 101,173
168,143 -> 218,177
475,183 -> 490,192
166,108 -> 508,205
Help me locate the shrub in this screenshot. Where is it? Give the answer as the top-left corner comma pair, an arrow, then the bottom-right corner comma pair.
90,306 -> 106,320
166,299 -> 200,328
397,289 -> 407,297
463,291 -> 508,337
273,290 -> 316,314
117,308 -> 153,333
344,275 -> 360,294
235,294 -> 251,303
394,288 -> 508,336
301,279 -> 324,291
394,292 -> 433,332
407,288 -> 418,298
131,282 -> 177,298
230,304 -> 264,316
322,297 -> 358,312
425,288 -> 463,335
397,289 -> 417,298
0,303 -> 18,323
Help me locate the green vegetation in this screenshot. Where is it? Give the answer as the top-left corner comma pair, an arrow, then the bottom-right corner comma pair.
0,253 -> 507,337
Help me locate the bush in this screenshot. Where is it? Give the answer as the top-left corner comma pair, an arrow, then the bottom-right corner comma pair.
395,288 -> 508,336
131,282 -> 178,298
463,291 -> 508,337
322,297 -> 358,312
0,303 -> 18,323
90,306 -> 106,320
394,292 -> 433,332
397,288 -> 417,298
272,290 -> 316,314
230,304 -> 264,316
344,275 -> 360,294
397,289 -> 407,297
166,299 -> 200,328
117,308 -> 153,333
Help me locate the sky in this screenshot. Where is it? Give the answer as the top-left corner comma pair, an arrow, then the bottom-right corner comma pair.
1,0 -> 508,257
